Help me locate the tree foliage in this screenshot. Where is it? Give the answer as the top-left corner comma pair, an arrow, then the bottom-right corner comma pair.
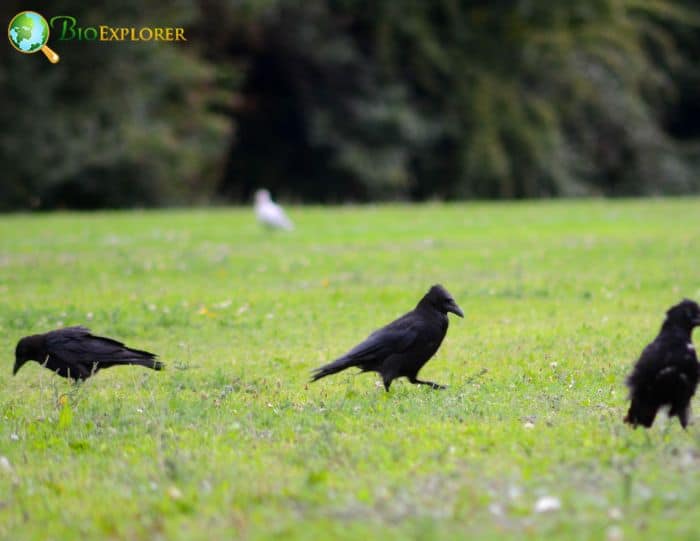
0,0 -> 231,210
1,0 -> 698,208
218,0 -> 700,200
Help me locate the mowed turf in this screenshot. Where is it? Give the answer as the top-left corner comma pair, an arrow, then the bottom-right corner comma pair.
1,199 -> 700,540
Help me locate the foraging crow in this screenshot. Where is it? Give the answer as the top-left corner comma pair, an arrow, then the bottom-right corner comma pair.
254,189 -> 293,230
624,299 -> 700,429
312,284 -> 463,391
13,326 -> 162,381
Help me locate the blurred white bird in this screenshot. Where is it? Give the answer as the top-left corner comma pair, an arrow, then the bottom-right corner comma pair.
254,189 -> 293,230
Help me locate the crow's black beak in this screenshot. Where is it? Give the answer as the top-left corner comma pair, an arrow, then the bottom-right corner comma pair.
12,361 -> 20,376
448,301 -> 464,318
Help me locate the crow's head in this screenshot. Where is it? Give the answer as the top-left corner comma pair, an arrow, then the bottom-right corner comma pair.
665,299 -> 700,331
424,284 -> 464,317
13,334 -> 44,375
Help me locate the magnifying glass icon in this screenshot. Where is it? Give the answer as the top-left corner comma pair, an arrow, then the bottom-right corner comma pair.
8,11 -> 60,64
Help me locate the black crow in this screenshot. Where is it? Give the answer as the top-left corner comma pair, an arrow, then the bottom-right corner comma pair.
311,284 -> 463,391
624,299 -> 700,429
13,326 -> 162,381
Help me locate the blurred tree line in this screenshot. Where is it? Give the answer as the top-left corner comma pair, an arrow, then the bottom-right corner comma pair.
1,0 -> 699,209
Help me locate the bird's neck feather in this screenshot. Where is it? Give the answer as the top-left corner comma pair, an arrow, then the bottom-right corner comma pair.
660,320 -> 694,340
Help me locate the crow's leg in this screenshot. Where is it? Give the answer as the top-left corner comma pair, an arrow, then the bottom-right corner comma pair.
677,405 -> 691,430
408,377 -> 446,390
382,374 -> 393,392
669,399 -> 691,430
380,368 -> 402,392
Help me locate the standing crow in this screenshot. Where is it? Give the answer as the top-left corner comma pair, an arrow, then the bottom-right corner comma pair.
254,189 -> 293,230
624,299 -> 700,429
13,326 -> 162,381
311,284 -> 463,391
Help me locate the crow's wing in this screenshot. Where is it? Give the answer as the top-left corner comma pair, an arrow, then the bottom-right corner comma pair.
627,339 -> 665,389
46,327 -> 157,363
628,336 -> 697,391
339,313 -> 424,364
311,312 -> 425,381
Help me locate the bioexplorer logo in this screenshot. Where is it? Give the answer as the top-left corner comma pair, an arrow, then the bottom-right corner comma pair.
8,11 -> 187,64
50,16 -> 187,42
8,11 -> 60,63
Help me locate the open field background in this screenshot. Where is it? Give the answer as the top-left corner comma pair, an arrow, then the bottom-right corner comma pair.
1,199 -> 700,540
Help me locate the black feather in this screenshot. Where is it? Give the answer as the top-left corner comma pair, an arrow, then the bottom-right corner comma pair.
624,299 -> 700,429
14,326 -> 162,381
311,284 -> 462,391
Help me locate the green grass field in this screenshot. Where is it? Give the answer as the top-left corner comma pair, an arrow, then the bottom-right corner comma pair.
2,199 -> 700,540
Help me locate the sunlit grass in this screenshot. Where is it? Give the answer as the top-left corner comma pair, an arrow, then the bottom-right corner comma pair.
2,199 -> 700,540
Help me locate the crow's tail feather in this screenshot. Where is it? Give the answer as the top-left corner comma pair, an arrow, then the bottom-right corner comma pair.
127,358 -> 163,371
148,359 -> 164,371
114,346 -> 161,370
100,357 -> 163,371
310,357 -> 354,382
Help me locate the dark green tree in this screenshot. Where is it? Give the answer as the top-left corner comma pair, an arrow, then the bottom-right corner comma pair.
0,0 -> 233,209
1,0 -> 699,208
215,0 -> 700,200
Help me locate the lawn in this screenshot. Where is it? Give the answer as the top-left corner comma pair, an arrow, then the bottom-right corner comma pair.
1,199 -> 700,540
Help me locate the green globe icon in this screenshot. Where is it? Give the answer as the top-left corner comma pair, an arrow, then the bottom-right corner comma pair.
8,11 -> 60,63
